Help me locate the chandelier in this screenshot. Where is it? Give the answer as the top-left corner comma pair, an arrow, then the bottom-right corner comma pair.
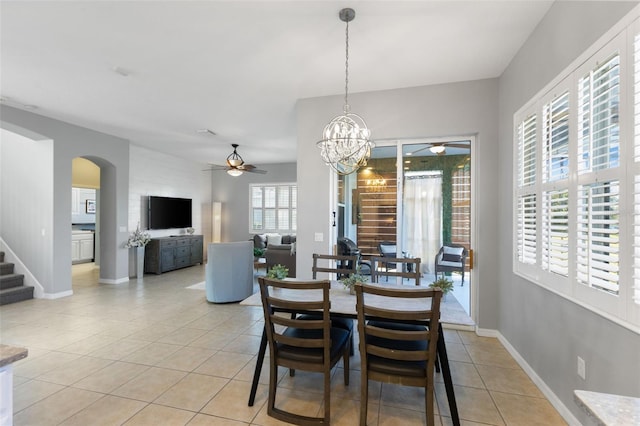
317,8 -> 374,175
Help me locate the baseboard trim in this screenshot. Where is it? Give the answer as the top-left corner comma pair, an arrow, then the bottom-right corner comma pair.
41,290 -> 73,299
99,277 -> 130,285
476,327 -> 581,426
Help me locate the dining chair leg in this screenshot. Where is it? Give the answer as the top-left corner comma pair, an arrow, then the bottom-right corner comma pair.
360,373 -> 368,426
268,360 -> 278,418
324,367 -> 331,424
343,339 -> 350,385
426,381 -> 435,426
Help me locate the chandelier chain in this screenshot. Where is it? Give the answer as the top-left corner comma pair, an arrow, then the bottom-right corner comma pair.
344,18 -> 349,111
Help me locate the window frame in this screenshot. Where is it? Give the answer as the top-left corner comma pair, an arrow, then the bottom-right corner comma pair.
513,17 -> 640,332
249,182 -> 297,234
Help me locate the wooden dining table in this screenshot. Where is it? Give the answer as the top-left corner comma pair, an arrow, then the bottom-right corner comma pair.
240,281 -> 461,426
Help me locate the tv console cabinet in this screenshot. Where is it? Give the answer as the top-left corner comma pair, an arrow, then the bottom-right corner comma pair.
144,235 -> 203,274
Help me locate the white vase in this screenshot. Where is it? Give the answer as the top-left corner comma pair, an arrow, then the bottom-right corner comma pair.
136,246 -> 145,279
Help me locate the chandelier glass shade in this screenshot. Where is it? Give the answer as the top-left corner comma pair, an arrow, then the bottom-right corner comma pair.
317,8 -> 373,176
429,145 -> 446,154
227,169 -> 243,177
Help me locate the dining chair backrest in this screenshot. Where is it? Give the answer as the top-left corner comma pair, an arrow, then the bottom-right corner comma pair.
312,253 -> 359,279
355,283 -> 442,426
257,276 -> 350,425
370,255 -> 422,286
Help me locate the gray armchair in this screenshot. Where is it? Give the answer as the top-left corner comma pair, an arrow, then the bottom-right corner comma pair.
205,241 -> 254,303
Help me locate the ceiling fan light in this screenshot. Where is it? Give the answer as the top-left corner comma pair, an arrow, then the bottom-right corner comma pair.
228,158 -> 242,167
227,169 -> 243,177
430,145 -> 446,154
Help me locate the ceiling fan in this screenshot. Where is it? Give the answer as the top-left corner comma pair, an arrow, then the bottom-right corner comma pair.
407,141 -> 471,156
205,144 -> 267,177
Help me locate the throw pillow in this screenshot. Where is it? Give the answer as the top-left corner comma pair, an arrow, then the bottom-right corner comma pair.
442,246 -> 464,262
266,234 -> 282,245
253,234 -> 267,249
290,242 -> 296,255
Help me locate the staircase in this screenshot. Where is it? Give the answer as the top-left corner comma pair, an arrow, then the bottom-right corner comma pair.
0,251 -> 34,305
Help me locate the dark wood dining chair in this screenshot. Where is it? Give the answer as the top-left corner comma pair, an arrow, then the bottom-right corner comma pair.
257,277 -> 351,426
354,283 -> 442,426
310,253 -> 358,355
312,253 -> 359,279
370,255 -> 422,286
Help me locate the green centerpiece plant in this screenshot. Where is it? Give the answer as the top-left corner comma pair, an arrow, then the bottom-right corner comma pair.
267,264 -> 289,279
340,265 -> 368,294
429,276 -> 454,300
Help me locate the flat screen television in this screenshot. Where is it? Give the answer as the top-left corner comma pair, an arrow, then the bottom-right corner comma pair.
148,196 -> 192,230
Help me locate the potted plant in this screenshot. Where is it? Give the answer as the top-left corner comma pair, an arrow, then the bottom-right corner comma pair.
267,264 -> 289,279
124,225 -> 151,279
429,276 -> 454,300
340,265 -> 368,294
253,247 -> 265,260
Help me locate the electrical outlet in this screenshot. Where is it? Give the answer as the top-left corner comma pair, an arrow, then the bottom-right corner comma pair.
577,356 -> 586,380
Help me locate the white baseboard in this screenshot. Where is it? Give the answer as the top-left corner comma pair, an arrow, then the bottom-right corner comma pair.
99,277 -> 130,285
41,290 -> 73,299
476,327 -> 581,426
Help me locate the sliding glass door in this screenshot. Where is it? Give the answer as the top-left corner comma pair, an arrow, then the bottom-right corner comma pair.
338,138 -> 473,317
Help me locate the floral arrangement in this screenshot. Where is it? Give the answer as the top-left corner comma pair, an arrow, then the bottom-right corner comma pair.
267,264 -> 289,279
340,265 -> 368,292
125,226 -> 151,248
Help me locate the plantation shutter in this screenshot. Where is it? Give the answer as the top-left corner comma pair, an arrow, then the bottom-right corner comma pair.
543,92 -> 570,182
516,114 -> 537,265
633,30 -> 640,305
542,189 -> 569,276
576,181 -> 620,294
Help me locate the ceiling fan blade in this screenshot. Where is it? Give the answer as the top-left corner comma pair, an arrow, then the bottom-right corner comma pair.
246,168 -> 267,174
203,164 -> 231,171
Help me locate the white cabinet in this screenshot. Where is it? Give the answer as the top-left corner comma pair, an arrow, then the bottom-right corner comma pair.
72,232 -> 94,263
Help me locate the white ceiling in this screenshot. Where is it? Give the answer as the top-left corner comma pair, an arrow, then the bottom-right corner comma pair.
0,1 -> 553,165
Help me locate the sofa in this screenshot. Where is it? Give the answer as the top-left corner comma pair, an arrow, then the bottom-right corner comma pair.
253,233 -> 296,278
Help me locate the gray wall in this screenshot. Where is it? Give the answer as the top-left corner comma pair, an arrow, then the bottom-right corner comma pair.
296,79 -> 500,329
1,105 -> 130,293
210,162 -> 297,243
498,1 -> 640,423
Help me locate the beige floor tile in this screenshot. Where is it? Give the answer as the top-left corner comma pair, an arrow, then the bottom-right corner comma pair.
187,413 -> 249,425
491,391 -> 568,426
112,366 -> 187,402
13,386 -> 103,426
37,355 -> 113,385
72,360 -> 150,393
158,326 -> 209,345
122,341 -> 182,365
201,379 -> 269,423
88,338 -> 151,360
124,403 -> 196,425
251,386 -> 323,426
434,361 -> 484,389
13,351 -> 82,379
464,343 -> 520,369
442,329 -> 463,344
190,331 -> 237,350
57,334 -> 120,355
476,364 -> 544,397
435,383 -> 504,425
221,334 -> 263,355
457,331 -> 502,346
156,345 -> 217,371
378,404 -> 438,426
195,351 -> 253,378
127,323 -> 180,341
59,395 -> 147,426
442,341 -> 473,363
154,373 -> 229,412
13,379 -> 65,413
379,382 -> 439,415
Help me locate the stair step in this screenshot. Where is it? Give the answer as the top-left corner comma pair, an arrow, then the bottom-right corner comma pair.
0,262 -> 15,275
0,273 -> 25,290
0,286 -> 34,305
0,251 -> 4,262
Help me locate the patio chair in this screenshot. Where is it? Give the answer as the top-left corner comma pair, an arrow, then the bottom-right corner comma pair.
370,255 -> 422,286
355,284 -> 442,426
258,277 -> 350,425
434,244 -> 468,285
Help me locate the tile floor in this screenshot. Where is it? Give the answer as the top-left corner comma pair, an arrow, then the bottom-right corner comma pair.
0,263 -> 567,425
